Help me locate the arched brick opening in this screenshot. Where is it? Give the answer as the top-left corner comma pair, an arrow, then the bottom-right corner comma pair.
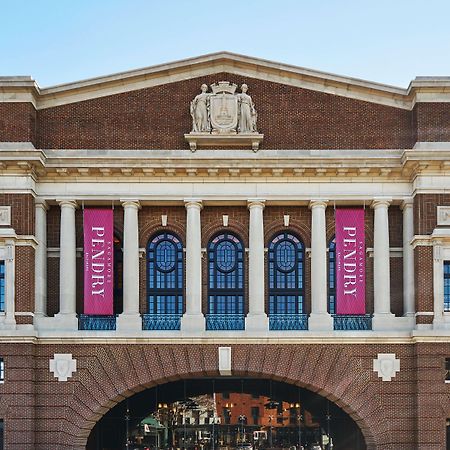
55,344 -> 387,449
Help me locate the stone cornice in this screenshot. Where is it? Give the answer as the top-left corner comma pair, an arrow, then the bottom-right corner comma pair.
1,52 -> 450,110
0,145 -> 449,186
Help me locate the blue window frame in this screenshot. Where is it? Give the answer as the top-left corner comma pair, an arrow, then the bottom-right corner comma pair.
208,233 -> 244,315
0,261 -> 4,313
268,232 -> 304,315
444,261 -> 450,312
0,358 -> 3,383
147,232 -> 184,315
328,237 -> 336,314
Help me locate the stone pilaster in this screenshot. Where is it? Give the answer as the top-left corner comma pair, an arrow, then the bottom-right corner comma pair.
34,199 -> 48,320
401,198 -> 415,317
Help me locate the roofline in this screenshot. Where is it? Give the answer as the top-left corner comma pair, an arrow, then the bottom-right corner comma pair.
0,52 -> 449,110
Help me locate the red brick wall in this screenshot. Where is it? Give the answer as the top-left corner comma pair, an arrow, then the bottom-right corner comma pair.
414,102 -> 450,142
0,341 -> 443,449
15,246 -> 35,319
414,194 -> 450,235
0,194 -> 34,235
0,103 -> 36,144
36,74 -> 415,150
414,246 -> 434,323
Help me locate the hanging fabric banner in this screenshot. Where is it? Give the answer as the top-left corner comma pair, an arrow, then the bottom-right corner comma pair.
83,209 -> 114,315
335,208 -> 365,315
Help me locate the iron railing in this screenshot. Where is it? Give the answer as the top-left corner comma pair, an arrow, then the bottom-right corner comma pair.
269,314 -> 309,330
333,314 -> 372,330
78,315 -> 117,330
142,313 -> 182,330
206,314 -> 245,330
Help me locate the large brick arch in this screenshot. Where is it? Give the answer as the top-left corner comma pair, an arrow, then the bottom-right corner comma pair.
58,344 -> 389,450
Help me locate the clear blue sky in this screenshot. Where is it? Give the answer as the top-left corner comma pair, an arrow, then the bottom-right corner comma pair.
1,0 -> 449,88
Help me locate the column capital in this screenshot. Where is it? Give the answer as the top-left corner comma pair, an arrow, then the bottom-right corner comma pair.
371,197 -> 392,209
400,197 -> 414,210
309,199 -> 328,209
120,199 -> 141,209
56,199 -> 78,209
35,198 -> 49,211
184,198 -> 203,210
247,199 -> 265,209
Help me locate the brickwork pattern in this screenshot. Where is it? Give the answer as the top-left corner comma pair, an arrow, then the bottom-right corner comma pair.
414,194 -> 450,235
0,103 -> 36,144
15,246 -> 35,319
0,342 -> 444,449
414,246 -> 434,322
35,74 -> 415,150
414,102 -> 450,142
0,194 -> 35,235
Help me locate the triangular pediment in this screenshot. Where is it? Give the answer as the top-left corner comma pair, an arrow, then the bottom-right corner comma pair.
4,52 -> 449,110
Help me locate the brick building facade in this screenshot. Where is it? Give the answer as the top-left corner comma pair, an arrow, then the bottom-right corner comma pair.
0,52 -> 449,449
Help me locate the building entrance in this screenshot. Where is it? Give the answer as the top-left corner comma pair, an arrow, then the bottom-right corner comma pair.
86,378 -> 366,450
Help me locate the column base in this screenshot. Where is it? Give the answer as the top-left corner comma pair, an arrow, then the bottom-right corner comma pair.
180,313 -> 205,332
308,312 -> 333,331
116,313 -> 142,332
372,313 -> 414,331
0,317 -> 16,330
51,313 -> 78,331
245,313 -> 269,332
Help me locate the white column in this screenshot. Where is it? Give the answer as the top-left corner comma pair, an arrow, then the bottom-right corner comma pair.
308,200 -> 333,331
181,199 -> 205,332
246,199 -> 268,331
401,198 -> 415,317
117,199 -> 141,330
0,235 -> 16,330
55,199 -> 78,329
34,199 -> 48,319
372,198 -> 395,328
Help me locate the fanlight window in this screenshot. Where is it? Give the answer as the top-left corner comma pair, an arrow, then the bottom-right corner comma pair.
147,232 -> 184,315
268,232 -> 304,315
328,237 -> 336,314
208,233 -> 244,315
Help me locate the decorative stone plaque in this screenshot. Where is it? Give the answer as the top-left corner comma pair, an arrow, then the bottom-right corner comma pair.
437,206 -> 450,226
0,206 -> 11,226
218,347 -> 232,376
49,353 -> 77,382
185,82 -> 264,151
373,353 -> 400,381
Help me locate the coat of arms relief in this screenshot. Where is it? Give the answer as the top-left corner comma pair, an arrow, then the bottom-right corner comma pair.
185,82 -> 263,151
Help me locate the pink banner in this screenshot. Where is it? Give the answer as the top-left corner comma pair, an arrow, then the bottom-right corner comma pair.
83,209 -> 114,315
335,209 -> 365,315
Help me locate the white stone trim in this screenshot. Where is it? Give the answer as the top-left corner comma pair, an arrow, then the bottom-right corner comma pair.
0,229 -> 17,330
218,347 -> 232,376
431,229 -> 450,329
1,52 -> 449,110
49,353 -> 76,381
373,353 -> 400,381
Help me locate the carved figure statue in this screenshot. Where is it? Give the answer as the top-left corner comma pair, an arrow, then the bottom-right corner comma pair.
190,84 -> 211,132
237,84 -> 257,133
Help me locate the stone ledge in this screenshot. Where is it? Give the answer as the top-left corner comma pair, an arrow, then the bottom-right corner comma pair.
184,133 -> 264,152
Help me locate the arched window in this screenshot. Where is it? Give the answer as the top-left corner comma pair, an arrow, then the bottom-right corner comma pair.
208,232 -> 244,316
268,232 -> 304,315
147,232 -> 183,315
328,236 -> 336,315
